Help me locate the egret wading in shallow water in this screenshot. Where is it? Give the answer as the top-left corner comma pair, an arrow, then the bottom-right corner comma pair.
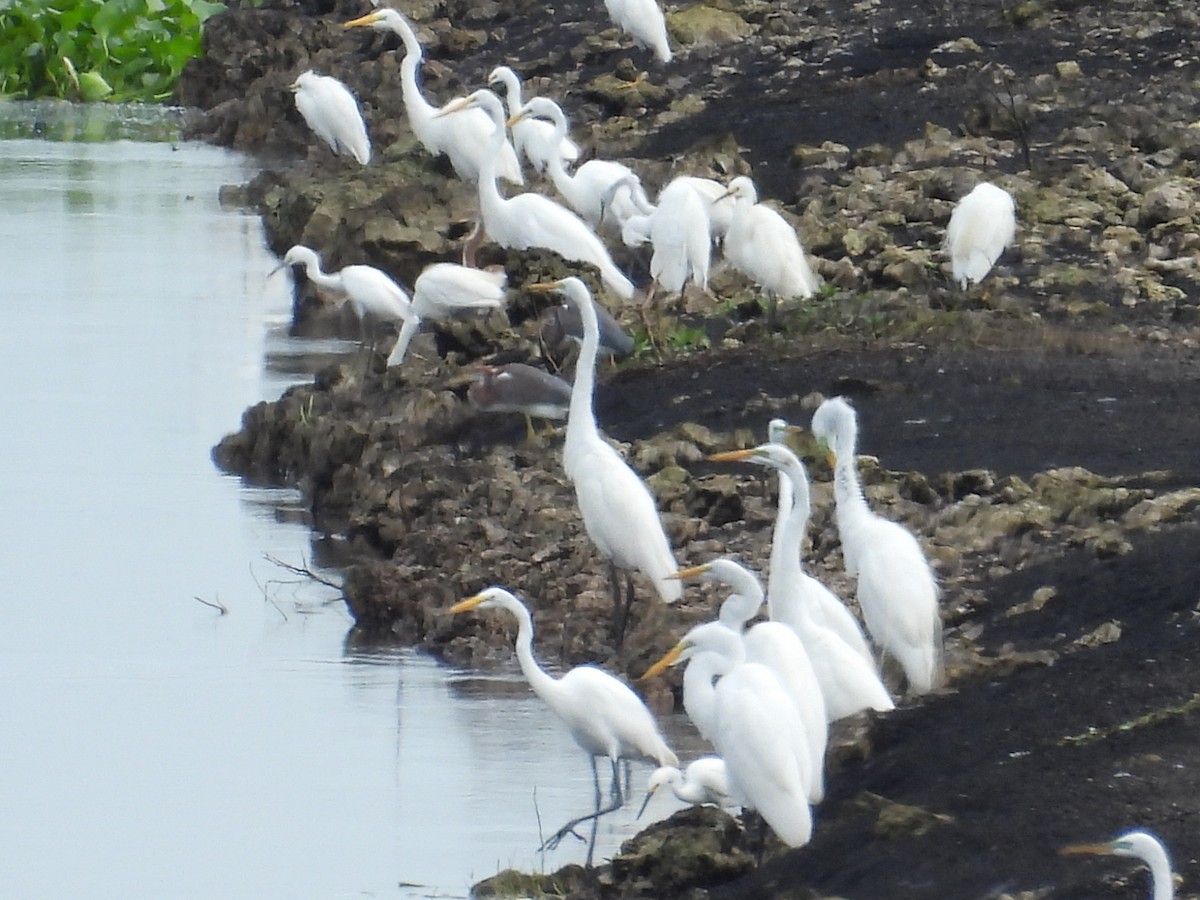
672,559 -> 827,803
343,9 -> 522,185
448,587 -> 677,856
528,278 -> 681,645
438,92 -> 637,302
720,176 -> 819,328
944,181 -> 1016,289
709,444 -> 894,721
467,363 -> 573,442
603,0 -> 672,63
386,262 -> 507,367
1061,830 -> 1174,900
290,71 -> 371,165
810,397 -> 944,694
638,756 -> 734,818
487,65 -> 580,174
642,622 -> 813,847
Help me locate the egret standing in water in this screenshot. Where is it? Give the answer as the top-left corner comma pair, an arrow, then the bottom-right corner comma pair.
810,397 -> 943,694
438,92 -> 637,302
449,587 -> 677,853
944,181 -> 1016,289
1061,830 -> 1174,900
290,71 -> 371,165
528,278 -> 681,645
344,9 -> 523,184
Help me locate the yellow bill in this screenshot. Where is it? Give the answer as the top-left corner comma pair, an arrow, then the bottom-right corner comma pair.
448,593 -> 487,615
640,642 -> 684,681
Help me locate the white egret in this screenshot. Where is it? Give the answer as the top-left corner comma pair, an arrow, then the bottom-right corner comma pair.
449,587 -> 677,848
517,97 -> 650,233
1061,830 -> 1174,900
638,756 -> 735,818
467,363 -> 573,442
439,92 -> 637,302
810,397 -> 944,694
343,9 -> 523,185
642,622 -> 813,847
275,245 -> 411,336
721,175 -> 819,327
528,278 -> 680,645
768,418 -> 876,667
487,65 -> 580,174
290,70 -> 371,165
620,176 -> 712,301
672,559 -> 828,803
710,444 -> 895,720
603,0 -> 672,63
386,262 -> 507,367
944,181 -> 1016,288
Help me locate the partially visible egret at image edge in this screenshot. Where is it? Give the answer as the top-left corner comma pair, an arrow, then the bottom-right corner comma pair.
1061,829 -> 1174,900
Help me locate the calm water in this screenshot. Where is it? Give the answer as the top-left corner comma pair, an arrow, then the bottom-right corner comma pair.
0,103 -> 697,898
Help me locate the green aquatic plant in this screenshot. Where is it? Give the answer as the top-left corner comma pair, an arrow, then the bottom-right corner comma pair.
0,0 -> 241,102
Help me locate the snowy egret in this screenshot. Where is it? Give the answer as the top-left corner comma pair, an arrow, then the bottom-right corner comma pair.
528,278 -> 680,644
439,92 -> 637,302
638,756 -> 734,818
720,176 -> 819,327
944,181 -> 1016,289
709,445 -> 895,720
449,587 -> 677,849
1061,830 -> 1174,900
275,245 -> 410,332
603,0 -> 672,63
810,397 -> 943,694
619,176 -> 711,301
642,622 -> 813,847
343,9 -> 522,184
290,71 -> 371,165
467,363 -> 573,441
487,65 -> 580,174
385,262 -> 507,367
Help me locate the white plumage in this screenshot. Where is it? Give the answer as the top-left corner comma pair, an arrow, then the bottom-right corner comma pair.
290,71 -> 371,165
487,65 -> 580,174
386,263 -> 507,367
944,181 -> 1016,288
604,0 -> 672,63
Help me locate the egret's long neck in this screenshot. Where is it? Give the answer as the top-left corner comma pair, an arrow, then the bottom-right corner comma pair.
501,73 -> 523,114
833,413 -> 870,518
397,26 -> 436,129
508,600 -> 558,701
566,292 -> 601,445
300,257 -> 342,294
767,460 -> 813,620
768,472 -> 793,601
1145,847 -> 1175,900
682,652 -> 730,740
475,106 -> 507,230
717,589 -> 762,631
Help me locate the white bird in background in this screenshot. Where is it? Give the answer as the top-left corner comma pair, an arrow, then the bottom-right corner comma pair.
528,278 -> 680,645
709,444 -> 895,721
487,65 -> 580,174
1061,830 -> 1175,900
275,244 -> 410,328
642,622 -> 813,848
343,9 -> 523,185
672,559 -> 828,803
721,175 -> 820,327
290,70 -> 371,165
603,0 -> 672,63
944,181 -> 1016,288
439,92 -> 636,301
638,757 -> 735,818
620,176 -> 712,301
680,176 -> 737,242
810,397 -> 944,695
517,97 -> 650,233
449,587 -> 677,850
386,262 -> 507,367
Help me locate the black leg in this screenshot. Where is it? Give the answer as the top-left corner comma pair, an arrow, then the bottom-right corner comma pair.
540,756 -> 626,853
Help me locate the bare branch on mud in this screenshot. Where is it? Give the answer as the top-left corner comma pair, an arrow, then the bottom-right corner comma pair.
264,553 -> 343,591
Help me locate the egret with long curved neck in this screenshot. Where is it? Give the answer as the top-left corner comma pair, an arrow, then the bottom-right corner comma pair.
529,277 -> 680,645
810,397 -> 943,694
440,93 -> 636,302
1062,830 -> 1174,900
487,65 -> 579,174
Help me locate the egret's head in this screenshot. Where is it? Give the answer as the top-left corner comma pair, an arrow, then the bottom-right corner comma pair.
344,8 -> 402,31
708,442 -> 797,473
289,70 -> 315,92
810,396 -> 855,461
487,65 -> 515,91
640,638 -> 689,681
448,586 -> 515,615
435,89 -> 501,120
641,622 -> 739,680
637,766 -> 681,818
718,176 -> 757,204
1061,830 -> 1171,865
527,276 -> 590,308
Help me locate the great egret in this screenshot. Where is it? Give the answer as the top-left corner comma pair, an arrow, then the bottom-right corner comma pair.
709,444 -> 895,720
620,176 -> 712,301
438,92 -> 637,302
449,587 -> 677,848
1061,830 -> 1174,900
720,175 -> 819,327
343,9 -> 523,185
672,559 -> 828,803
944,182 -> 1016,289
810,397 -> 944,694
275,245 -> 411,338
767,419 -> 876,668
290,71 -> 371,165
467,363 -> 573,441
516,98 -> 650,233
642,622 -> 813,847
603,0 -> 672,63
638,756 -> 735,818
528,278 -> 680,645
539,297 -> 635,363
487,65 -> 580,174
386,262 -> 507,367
